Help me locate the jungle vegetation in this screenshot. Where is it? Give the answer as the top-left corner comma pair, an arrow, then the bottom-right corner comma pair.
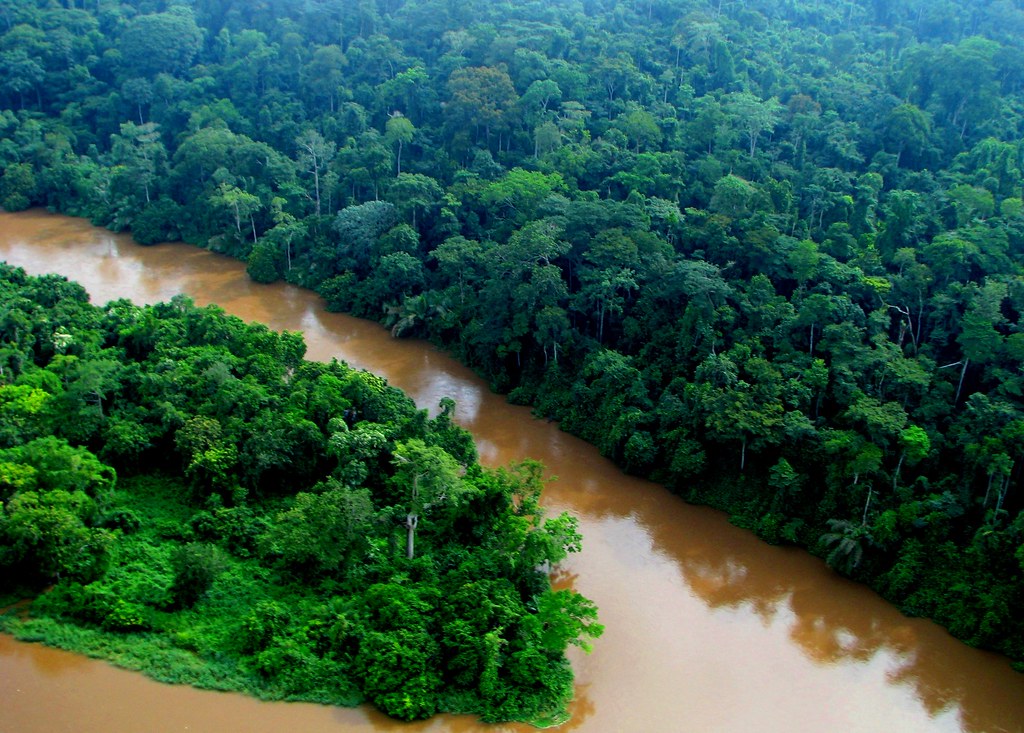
0,265 -> 601,723
1,0 -> 1024,669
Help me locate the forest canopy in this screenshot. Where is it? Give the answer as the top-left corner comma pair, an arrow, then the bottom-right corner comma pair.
0,264 -> 601,723
1,0 -> 1024,668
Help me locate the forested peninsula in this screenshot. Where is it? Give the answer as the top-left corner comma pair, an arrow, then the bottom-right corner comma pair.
1,0 -> 1023,673
0,264 -> 601,723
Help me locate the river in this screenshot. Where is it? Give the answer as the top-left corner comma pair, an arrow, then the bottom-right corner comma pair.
1,209 -> 1022,733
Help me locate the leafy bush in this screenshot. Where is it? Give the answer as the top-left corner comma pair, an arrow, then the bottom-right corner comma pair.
168,543 -> 223,608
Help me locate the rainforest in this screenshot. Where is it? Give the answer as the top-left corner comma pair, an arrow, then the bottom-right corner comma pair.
0,263 -> 602,723
0,0 -> 1023,711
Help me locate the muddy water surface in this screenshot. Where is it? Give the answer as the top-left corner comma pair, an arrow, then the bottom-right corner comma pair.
1,210 -> 1023,733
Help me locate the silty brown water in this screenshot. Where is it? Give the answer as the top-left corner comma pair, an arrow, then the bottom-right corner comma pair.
1,209 -> 1022,733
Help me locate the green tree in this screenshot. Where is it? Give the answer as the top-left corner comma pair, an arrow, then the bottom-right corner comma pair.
0,49 -> 44,109
390,438 -> 469,559
117,7 -> 203,78
212,182 -> 262,246
384,113 -> 415,175
295,129 -> 335,218
725,92 -> 782,157
109,121 -> 166,205
893,425 -> 931,490
883,104 -> 934,168
0,162 -> 36,211
260,482 -> 374,578
446,66 -> 519,144
386,173 -> 442,230
480,168 -> 567,227
613,107 -> 663,153
169,542 -> 223,608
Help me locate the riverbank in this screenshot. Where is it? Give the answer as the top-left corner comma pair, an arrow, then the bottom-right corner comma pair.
3,209 -> 1024,733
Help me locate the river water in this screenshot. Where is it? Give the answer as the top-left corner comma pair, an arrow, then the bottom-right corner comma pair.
0,209 -> 1022,733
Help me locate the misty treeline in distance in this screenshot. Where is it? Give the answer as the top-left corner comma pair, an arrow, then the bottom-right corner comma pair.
0,264 -> 602,723
1,0 -> 1024,669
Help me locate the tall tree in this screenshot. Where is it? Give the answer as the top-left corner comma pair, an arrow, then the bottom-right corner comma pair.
295,129 -> 336,218
390,438 -> 468,559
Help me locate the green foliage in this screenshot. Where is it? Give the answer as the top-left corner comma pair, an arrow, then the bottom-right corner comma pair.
1,162 -> 36,211
246,241 -> 282,283
5,0 -> 1024,691
0,489 -> 113,583
259,482 -> 373,578
168,543 -> 223,608
0,268 -> 599,723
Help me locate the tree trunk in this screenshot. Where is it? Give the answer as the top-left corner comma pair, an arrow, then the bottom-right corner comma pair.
313,165 -> 322,217
996,473 -> 1011,512
955,358 -> 969,404
406,513 -> 418,559
892,451 -> 905,491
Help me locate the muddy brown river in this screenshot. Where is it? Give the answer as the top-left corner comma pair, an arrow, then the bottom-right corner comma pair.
1,209 -> 1022,733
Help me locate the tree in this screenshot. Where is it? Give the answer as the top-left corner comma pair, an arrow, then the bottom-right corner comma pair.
613,107 -> 663,153
175,415 -> 238,496
432,235 -> 487,306
446,66 -> 519,145
390,438 -> 468,559
0,162 -> 36,211
0,489 -> 112,582
533,121 -> 562,158
575,267 -> 636,344
0,49 -> 43,109
109,122 -> 166,205
893,425 -> 931,490
930,37 -> 1001,140
520,79 -> 562,123
0,438 -> 115,583
528,588 -> 603,655
725,92 -> 782,157
480,168 -> 567,227
385,113 -> 415,175
820,518 -> 874,574
702,382 -> 784,471
260,482 -> 373,578
169,542 -> 223,608
295,130 -> 336,218
386,173 -> 442,230
302,45 -> 348,112
947,184 -> 995,227
121,77 -> 153,125
331,200 -> 400,276
212,182 -> 262,246
117,7 -> 203,78
883,104 -> 934,168
709,174 -> 755,218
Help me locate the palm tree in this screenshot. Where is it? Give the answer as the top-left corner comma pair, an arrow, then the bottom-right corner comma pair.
819,518 -> 876,575
384,292 -> 453,338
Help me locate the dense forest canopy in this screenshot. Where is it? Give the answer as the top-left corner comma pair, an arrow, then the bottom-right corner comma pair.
1,0 -> 1024,669
0,264 -> 602,723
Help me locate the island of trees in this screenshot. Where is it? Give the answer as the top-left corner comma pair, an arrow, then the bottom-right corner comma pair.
0,264 -> 602,723
1,0 -> 1023,673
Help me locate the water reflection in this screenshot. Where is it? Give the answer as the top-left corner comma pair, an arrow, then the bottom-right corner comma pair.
649,520 -> 1021,733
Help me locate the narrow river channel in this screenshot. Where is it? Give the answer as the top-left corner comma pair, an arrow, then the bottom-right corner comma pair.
1,209 -> 1022,733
